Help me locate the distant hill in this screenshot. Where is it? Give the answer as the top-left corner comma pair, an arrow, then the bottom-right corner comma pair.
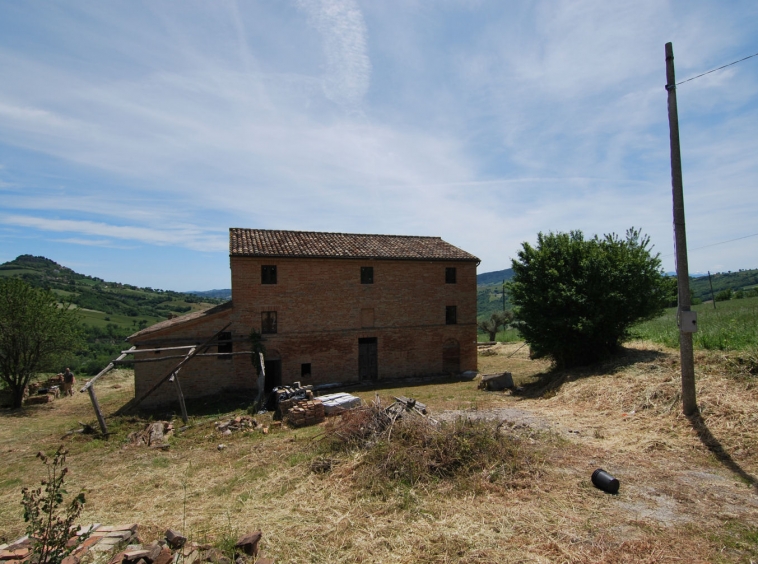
477,268 -> 514,286
189,289 -> 232,300
0,255 -> 225,375
476,268 -> 514,321
690,268 -> 758,301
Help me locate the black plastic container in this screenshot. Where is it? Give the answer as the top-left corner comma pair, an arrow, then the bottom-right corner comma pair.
591,468 -> 620,494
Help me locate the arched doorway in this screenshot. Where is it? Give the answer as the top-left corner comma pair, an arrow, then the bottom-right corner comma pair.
442,339 -> 460,374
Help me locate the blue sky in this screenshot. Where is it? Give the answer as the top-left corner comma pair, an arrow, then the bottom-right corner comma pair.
1,1 -> 757,291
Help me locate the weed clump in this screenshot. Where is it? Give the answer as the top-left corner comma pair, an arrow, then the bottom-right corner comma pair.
21,446 -> 87,564
323,402 -> 534,491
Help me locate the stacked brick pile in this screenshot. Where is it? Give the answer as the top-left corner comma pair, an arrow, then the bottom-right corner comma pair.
283,399 -> 325,428
0,523 -> 138,564
0,526 -> 273,564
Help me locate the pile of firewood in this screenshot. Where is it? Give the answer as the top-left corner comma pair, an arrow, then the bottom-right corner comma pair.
126,421 -> 173,449
283,399 -> 325,428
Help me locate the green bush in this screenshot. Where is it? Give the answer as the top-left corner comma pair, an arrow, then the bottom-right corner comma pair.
716,289 -> 733,302
508,228 -> 668,368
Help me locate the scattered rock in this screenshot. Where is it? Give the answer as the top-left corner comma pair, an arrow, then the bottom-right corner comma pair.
234,532 -> 262,557
164,530 -> 186,550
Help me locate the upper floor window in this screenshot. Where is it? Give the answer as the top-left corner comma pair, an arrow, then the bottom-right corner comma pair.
445,305 -> 457,325
361,266 -> 374,284
261,311 -> 278,334
217,331 -> 233,359
261,265 -> 277,284
445,267 -> 457,284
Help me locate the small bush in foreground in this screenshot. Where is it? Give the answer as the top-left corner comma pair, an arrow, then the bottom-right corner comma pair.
21,447 -> 87,564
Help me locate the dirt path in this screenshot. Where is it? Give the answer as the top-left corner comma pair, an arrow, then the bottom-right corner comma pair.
435,345 -> 758,537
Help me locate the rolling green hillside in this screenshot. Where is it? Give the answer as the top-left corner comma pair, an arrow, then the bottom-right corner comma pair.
690,268 -> 758,302
0,255 -> 224,374
476,268 -> 514,322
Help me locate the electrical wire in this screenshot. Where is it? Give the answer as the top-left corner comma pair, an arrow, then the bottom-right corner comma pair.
662,231 -> 758,257
676,51 -> 758,86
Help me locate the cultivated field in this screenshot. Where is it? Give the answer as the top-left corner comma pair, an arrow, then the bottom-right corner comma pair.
1,342 -> 757,563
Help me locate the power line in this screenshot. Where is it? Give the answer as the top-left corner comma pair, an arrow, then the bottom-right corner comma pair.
662,231 -> 758,257
675,51 -> 758,86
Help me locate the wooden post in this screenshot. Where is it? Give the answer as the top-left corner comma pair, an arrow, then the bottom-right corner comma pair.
79,346 -> 136,435
87,386 -> 108,435
666,42 -> 697,416
169,346 -> 194,424
708,271 -> 716,309
170,374 -> 189,424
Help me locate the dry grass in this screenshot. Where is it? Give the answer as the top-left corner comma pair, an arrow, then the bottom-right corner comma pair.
1,344 -> 757,562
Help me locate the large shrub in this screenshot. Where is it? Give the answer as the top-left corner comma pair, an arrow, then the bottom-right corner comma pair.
508,228 -> 668,368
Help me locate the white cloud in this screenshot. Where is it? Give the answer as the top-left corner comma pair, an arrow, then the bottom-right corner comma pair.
0,0 -> 756,286
0,215 -> 227,252
298,0 -> 371,107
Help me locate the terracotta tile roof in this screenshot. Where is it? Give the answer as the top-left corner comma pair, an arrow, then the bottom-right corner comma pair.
127,301 -> 233,341
229,229 -> 479,262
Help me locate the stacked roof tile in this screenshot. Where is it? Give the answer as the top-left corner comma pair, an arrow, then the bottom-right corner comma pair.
229,229 -> 479,261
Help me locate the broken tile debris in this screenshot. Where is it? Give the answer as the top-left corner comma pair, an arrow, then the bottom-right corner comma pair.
0,526 -> 271,564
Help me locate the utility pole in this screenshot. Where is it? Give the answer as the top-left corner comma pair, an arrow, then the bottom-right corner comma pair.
665,42 -> 697,416
708,271 -> 716,308
502,279 -> 506,312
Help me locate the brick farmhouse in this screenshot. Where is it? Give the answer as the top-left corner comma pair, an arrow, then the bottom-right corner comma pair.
128,229 -> 479,407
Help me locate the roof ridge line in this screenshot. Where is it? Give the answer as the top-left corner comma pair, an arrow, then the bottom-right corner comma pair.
229,228 -> 442,240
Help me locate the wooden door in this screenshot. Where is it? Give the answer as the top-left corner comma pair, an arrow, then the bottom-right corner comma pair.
358,338 -> 378,381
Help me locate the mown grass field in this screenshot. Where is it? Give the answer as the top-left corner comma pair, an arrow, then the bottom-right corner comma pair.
2,342 -> 757,562
634,296 -> 758,352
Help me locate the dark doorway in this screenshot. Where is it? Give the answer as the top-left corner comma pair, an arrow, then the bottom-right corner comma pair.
264,359 -> 282,392
359,337 -> 378,381
442,339 -> 460,374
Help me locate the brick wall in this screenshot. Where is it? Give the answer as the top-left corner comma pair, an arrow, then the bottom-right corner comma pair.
230,257 -> 477,386
131,307 -> 237,407
132,256 -> 477,407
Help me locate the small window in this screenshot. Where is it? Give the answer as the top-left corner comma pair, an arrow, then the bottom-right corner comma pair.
261,265 -> 277,284
445,305 -> 457,325
301,363 -> 311,378
361,266 -> 374,284
261,311 -> 277,334
217,331 -> 233,359
445,267 -> 457,284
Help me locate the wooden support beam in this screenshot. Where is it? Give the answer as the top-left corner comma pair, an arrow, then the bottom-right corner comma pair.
80,346 -> 136,392
132,323 -> 231,407
87,386 -> 108,435
170,347 -> 194,424
120,345 -> 195,354
171,375 -> 189,425
115,351 -> 253,364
